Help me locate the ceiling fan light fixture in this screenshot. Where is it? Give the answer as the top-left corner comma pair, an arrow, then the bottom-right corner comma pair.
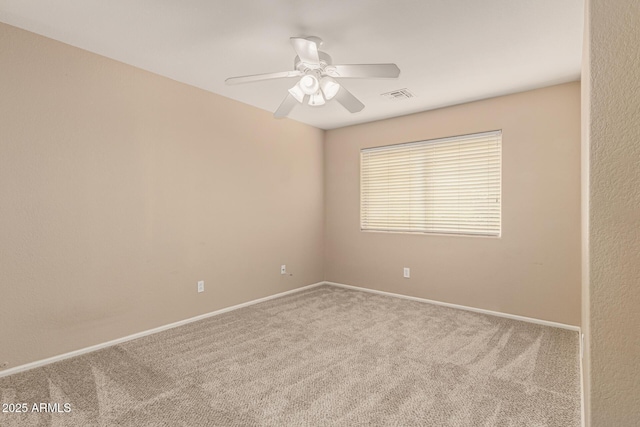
320,76 -> 340,100
308,90 -> 326,106
225,36 -> 400,119
299,75 -> 319,95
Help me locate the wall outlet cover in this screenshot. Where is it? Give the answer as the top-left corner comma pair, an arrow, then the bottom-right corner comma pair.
197,280 -> 204,293
280,265 -> 286,275
403,267 -> 410,278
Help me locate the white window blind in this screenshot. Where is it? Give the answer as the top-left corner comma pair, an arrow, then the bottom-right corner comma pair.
360,130 -> 501,236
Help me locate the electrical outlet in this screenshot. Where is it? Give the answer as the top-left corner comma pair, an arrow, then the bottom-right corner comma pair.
280,265 -> 287,275
0,361 -> 8,369
403,267 -> 410,278
197,280 -> 204,293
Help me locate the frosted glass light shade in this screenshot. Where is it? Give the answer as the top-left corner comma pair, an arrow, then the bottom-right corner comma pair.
309,90 -> 326,106
288,83 -> 305,103
320,76 -> 340,100
300,75 -> 319,95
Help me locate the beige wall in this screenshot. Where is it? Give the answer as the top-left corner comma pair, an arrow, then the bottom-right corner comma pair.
587,0 -> 640,424
0,23 -> 324,371
325,83 -> 582,326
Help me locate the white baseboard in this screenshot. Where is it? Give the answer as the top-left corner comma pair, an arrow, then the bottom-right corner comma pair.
1,280 -> 581,379
580,347 -> 586,427
0,281 -> 325,379
324,281 -> 581,332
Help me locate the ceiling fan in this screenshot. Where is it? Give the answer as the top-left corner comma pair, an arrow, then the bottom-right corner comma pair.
225,36 -> 400,118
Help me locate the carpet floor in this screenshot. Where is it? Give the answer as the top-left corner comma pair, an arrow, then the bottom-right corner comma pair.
0,285 -> 581,426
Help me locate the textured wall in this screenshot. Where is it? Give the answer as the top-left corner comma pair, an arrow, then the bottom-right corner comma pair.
0,23 -> 324,371
325,83 -> 582,326
580,0 -> 591,423
588,0 -> 640,424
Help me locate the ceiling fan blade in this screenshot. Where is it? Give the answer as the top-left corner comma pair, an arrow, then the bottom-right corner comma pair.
290,37 -> 320,65
330,64 -> 400,78
225,70 -> 302,85
274,93 -> 299,119
334,86 -> 365,113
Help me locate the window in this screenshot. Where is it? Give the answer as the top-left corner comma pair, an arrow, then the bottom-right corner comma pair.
360,130 -> 501,237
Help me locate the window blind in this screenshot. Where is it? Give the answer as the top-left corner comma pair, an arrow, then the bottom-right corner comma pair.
360,130 -> 501,236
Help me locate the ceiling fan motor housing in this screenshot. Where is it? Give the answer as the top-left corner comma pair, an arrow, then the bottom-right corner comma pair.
294,52 -> 332,72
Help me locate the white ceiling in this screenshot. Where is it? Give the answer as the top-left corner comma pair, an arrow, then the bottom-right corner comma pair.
0,0 -> 584,130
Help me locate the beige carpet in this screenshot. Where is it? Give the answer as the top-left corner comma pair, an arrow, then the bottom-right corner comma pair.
0,285 -> 580,426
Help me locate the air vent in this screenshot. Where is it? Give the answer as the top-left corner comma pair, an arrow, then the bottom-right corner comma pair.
381,88 -> 415,100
